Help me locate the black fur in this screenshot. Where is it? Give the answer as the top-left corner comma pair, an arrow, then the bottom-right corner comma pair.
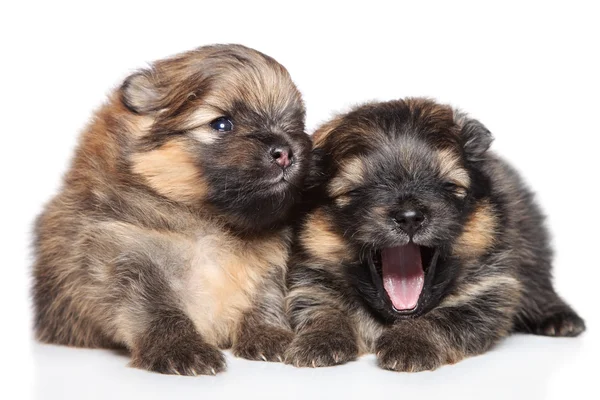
285,98 -> 585,371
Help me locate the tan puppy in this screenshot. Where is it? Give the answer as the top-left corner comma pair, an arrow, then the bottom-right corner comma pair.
33,44 -> 311,375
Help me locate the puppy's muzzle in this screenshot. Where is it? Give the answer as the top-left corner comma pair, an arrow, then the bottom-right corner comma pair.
270,145 -> 293,170
392,207 -> 426,237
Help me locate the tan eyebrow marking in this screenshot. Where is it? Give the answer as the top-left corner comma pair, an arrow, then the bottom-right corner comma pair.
335,195 -> 352,207
436,148 -> 470,190
328,157 -> 366,197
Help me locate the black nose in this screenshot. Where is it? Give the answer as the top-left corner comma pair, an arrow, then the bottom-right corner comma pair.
393,208 -> 425,236
270,146 -> 293,169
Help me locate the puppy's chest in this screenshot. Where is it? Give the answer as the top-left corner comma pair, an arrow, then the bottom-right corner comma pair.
181,228 -> 290,345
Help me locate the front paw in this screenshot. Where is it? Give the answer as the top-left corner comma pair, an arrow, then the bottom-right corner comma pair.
536,310 -> 586,337
284,330 -> 358,368
131,336 -> 226,376
376,332 -> 447,372
233,325 -> 294,362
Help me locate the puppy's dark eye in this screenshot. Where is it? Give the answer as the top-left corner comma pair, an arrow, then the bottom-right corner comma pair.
444,182 -> 467,198
209,117 -> 233,132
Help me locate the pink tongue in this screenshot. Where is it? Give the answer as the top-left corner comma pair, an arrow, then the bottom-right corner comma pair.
382,244 -> 424,310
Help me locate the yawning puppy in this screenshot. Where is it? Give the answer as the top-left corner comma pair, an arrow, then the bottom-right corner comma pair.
285,98 -> 585,371
33,44 -> 311,375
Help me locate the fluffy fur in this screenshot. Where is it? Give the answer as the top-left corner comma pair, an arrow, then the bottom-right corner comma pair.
33,44 -> 311,375
285,98 -> 585,371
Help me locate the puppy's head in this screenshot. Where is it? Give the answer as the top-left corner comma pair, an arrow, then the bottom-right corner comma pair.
303,98 -> 497,320
122,44 -> 310,232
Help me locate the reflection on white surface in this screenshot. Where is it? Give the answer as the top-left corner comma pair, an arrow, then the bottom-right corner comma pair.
33,334 -> 593,400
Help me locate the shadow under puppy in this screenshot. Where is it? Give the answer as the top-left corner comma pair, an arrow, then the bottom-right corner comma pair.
33,44 -> 311,375
285,98 -> 585,371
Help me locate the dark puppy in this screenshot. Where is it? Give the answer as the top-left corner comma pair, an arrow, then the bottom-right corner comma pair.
33,44 -> 311,375
285,98 -> 584,371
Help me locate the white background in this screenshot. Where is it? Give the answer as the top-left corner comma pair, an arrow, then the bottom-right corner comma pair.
1,1 -> 598,399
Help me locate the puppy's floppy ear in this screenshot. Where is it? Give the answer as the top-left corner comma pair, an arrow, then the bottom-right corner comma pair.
458,116 -> 494,162
120,69 -> 162,114
306,116 -> 343,190
312,115 -> 343,148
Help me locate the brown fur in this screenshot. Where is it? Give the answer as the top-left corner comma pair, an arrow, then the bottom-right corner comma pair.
452,201 -> 498,258
299,209 -> 349,265
33,44 -> 310,375
131,139 -> 208,203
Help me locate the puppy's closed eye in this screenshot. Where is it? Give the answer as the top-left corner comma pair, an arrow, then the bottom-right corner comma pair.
443,182 -> 468,198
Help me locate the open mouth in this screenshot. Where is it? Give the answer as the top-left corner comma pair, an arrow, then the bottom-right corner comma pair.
368,244 -> 439,315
